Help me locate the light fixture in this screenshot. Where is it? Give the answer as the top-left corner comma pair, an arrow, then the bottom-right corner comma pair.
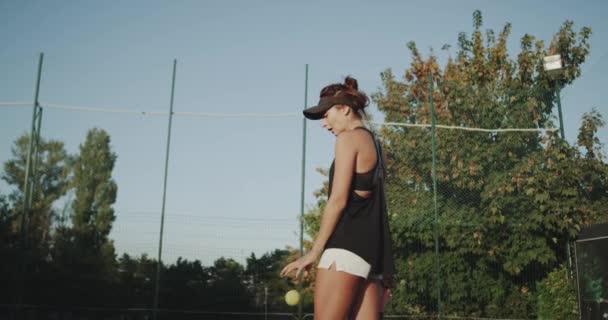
543,54 -> 563,79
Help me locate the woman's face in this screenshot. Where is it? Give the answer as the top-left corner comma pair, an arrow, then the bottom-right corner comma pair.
320,104 -> 347,136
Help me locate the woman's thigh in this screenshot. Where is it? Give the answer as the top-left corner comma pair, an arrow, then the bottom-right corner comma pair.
350,279 -> 382,320
314,263 -> 364,320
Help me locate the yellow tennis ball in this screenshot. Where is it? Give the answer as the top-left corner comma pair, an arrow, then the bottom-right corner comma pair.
285,289 -> 300,306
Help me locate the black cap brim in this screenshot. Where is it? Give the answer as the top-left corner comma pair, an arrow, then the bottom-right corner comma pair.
302,95 -> 358,120
303,104 -> 330,120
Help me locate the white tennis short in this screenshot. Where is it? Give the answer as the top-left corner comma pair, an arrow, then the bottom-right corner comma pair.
317,248 -> 383,280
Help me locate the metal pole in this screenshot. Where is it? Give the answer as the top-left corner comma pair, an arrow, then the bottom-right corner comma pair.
17,52 -> 44,317
429,73 -> 441,319
556,87 -> 566,141
265,285 -> 268,320
153,59 -> 177,320
573,242 -> 582,319
555,88 -> 574,274
297,64 -> 308,320
28,107 -> 44,211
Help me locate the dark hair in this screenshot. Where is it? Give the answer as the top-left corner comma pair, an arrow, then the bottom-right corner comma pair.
319,76 -> 369,117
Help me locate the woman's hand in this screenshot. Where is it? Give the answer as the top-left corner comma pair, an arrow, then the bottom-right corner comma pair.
280,251 -> 319,279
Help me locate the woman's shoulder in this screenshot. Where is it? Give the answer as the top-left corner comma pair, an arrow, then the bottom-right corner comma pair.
336,129 -> 360,146
335,128 -> 374,156
345,127 -> 374,145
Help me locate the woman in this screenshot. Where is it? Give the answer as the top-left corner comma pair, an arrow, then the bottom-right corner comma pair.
280,76 -> 395,319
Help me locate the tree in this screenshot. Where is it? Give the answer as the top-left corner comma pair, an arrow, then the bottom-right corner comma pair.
301,11 -> 605,318
50,128 -> 118,307
2,134 -> 71,258
117,253 -> 158,308
0,194 -> 18,304
205,257 -> 252,311
298,168 -> 330,309
71,128 -> 118,246
160,257 -> 213,309
245,249 -> 301,312
1,134 -> 70,305
369,10 -> 601,318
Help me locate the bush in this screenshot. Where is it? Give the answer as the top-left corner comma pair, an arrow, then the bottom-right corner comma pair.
536,265 -> 579,320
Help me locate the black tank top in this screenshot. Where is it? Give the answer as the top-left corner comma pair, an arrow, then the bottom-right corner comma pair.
325,127 -> 396,286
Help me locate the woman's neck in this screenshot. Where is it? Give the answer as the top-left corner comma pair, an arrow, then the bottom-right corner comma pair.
346,119 -> 365,131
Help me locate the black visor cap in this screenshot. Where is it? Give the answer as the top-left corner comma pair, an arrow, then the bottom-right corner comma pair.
303,95 -> 359,120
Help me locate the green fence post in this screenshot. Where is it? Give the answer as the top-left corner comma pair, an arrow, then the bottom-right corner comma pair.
297,64 -> 309,320
17,52 -> 44,319
153,59 -> 177,320
555,88 -> 574,274
429,73 -> 441,319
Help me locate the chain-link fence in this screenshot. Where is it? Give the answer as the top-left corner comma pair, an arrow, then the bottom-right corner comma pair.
1,57 -> 605,320
380,123 -> 575,318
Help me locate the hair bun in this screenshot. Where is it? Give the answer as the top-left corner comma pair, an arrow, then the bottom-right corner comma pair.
344,76 -> 358,91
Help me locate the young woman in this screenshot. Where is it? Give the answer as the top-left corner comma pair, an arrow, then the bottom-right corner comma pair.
281,76 -> 395,319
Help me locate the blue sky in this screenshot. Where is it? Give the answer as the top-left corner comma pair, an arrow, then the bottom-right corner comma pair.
1,0 -> 606,266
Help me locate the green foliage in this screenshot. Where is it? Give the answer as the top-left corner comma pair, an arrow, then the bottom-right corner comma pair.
161,257 -> 212,309
0,195 -> 18,303
1,135 -> 71,306
2,134 -> 70,255
1,10 -> 605,318
202,257 -> 253,310
245,249 -> 301,312
302,167 -> 329,243
116,253 -> 157,307
297,12 -> 604,318
0,120 -> 326,320
1,128 -> 301,313
49,128 -> 119,306
369,11 -> 603,318
0,194 -> 15,246
71,128 -> 118,243
536,265 -> 578,320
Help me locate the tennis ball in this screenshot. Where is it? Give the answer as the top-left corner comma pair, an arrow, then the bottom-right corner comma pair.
285,289 -> 300,306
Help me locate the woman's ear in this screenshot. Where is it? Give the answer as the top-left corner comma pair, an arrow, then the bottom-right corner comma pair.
342,105 -> 351,116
